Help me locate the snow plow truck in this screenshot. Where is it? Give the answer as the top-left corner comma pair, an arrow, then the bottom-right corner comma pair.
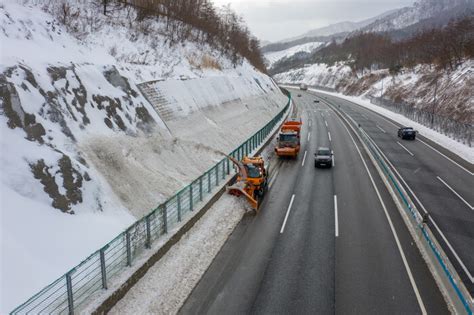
275,118 -> 302,158
227,156 -> 268,212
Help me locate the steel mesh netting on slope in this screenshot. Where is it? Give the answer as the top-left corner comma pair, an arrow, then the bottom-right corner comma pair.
10,92 -> 291,314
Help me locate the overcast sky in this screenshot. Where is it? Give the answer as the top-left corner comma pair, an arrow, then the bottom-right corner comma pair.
211,0 -> 415,42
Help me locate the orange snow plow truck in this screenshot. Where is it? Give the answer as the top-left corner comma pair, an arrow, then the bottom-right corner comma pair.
275,118 -> 302,158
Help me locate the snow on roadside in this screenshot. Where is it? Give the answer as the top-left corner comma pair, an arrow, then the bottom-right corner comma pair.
306,88 -> 474,163
108,195 -> 246,315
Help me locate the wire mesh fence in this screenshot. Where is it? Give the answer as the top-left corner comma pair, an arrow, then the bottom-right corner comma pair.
10,94 -> 291,314
369,96 -> 473,147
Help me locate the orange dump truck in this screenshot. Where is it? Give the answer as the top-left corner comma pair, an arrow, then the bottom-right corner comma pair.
275,118 -> 302,158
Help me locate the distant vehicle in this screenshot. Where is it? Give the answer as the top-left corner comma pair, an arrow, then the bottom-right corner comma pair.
313,100 -> 320,103
299,83 -> 308,91
297,94 -> 302,97
398,127 -> 416,140
314,147 -> 333,168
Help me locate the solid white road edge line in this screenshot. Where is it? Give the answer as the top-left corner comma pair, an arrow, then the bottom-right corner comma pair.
328,132 -> 332,142
302,151 -> 307,167
397,141 -> 415,156
336,113 -> 427,314
376,125 -> 386,133
268,169 -> 279,189
437,176 -> 474,210
334,195 -> 339,237
280,194 -> 296,234
418,139 -> 473,176
365,131 -> 474,283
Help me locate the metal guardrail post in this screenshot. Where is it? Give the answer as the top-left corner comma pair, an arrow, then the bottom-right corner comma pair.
145,215 -> 151,249
199,177 -> 203,201
222,161 -> 225,179
66,271 -> 74,315
177,193 -> 182,222
100,248 -> 107,289
216,165 -> 219,186
190,185 -> 193,211
126,229 -> 132,267
226,157 -> 230,175
162,204 -> 168,233
208,171 -> 211,193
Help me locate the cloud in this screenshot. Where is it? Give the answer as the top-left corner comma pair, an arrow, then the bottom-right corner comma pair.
211,0 -> 414,41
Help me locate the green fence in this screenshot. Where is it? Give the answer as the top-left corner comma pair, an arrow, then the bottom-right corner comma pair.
10,92 -> 291,314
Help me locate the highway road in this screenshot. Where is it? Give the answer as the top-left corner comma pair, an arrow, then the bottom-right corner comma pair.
179,90 -> 452,314
310,90 -> 474,297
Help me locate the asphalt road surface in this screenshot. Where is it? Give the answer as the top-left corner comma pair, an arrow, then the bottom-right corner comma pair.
180,90 -> 453,315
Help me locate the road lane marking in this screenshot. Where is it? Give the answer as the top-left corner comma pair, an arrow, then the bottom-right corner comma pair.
268,169 -> 279,189
334,195 -> 339,237
376,125 -> 386,133
325,120 -> 328,127
364,131 -> 474,283
361,114 -> 369,119
302,151 -> 307,167
397,141 -> 415,156
437,176 -> 473,210
335,111 -> 427,314
418,139 -> 473,176
280,194 -> 296,233
307,132 -> 311,142
328,132 -> 332,142
332,150 -> 335,167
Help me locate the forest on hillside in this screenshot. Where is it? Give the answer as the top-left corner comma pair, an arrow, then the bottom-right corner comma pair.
271,16 -> 474,75
50,0 -> 267,71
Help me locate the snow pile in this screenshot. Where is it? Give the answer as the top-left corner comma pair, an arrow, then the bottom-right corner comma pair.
0,1 -> 285,312
264,42 -> 324,68
109,195 -> 246,315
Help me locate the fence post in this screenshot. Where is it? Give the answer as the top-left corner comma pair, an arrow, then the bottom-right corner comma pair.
190,185 -> 193,211
216,165 -> 219,186
126,229 -> 132,267
227,157 -> 230,175
162,204 -> 168,233
177,193 -> 182,222
222,161 -> 225,179
145,215 -> 151,249
66,271 -> 74,315
199,177 -> 203,201
208,171 -> 211,193
100,247 -> 107,289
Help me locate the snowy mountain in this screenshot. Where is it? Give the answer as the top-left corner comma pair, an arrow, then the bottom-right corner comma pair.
264,42 -> 324,68
358,0 -> 473,34
276,9 -> 399,43
0,1 -> 286,312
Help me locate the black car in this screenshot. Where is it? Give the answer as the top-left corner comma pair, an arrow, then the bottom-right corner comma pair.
398,127 -> 416,140
297,94 -> 302,97
314,147 -> 333,168
313,100 -> 320,103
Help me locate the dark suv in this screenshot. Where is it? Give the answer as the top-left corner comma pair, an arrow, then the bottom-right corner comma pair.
398,127 -> 416,140
314,147 -> 333,168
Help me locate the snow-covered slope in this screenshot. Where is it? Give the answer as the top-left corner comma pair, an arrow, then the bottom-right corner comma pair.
264,42 -> 324,68
0,1 -> 285,312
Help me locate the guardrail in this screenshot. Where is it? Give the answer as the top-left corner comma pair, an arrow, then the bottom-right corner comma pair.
11,93 -> 292,314
333,106 -> 473,314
